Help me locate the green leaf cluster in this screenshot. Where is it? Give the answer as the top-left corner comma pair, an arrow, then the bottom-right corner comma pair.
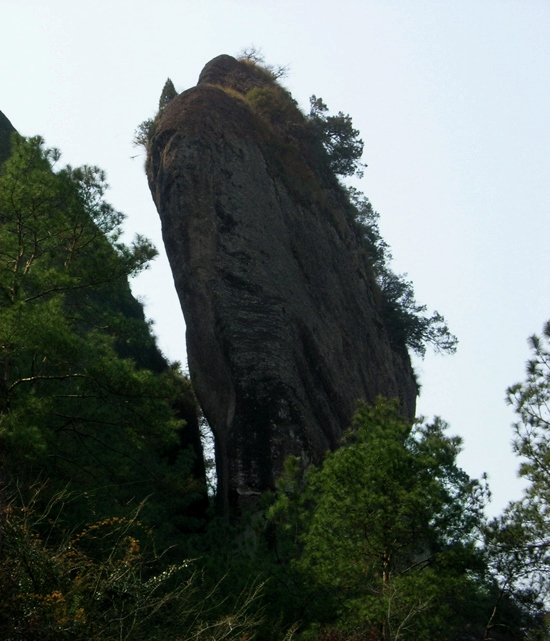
267,399 -> 490,640
484,321 -> 550,638
0,135 -> 204,535
346,187 -> 457,357
307,96 -> 365,179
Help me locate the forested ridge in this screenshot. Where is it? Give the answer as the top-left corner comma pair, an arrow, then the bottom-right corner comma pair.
0,56 -> 549,640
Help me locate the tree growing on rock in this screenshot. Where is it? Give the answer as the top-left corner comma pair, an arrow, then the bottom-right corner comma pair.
134,79 -> 178,150
158,78 -> 178,111
307,95 -> 365,179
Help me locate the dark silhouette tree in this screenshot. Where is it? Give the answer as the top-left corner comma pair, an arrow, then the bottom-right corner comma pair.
308,95 -> 365,178
158,78 -> 178,112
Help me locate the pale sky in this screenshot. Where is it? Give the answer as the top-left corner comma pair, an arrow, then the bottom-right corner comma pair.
2,0 -> 549,515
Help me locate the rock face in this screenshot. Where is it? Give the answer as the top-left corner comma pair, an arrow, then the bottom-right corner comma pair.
147,55 -> 418,514
0,110 -> 16,165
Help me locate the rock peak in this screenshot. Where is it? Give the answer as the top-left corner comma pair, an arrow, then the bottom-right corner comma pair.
197,54 -> 267,92
0,109 -> 16,165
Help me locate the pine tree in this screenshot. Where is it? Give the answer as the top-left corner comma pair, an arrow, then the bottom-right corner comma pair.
484,321 -> 550,638
158,78 -> 178,112
268,399 -> 490,639
0,135 -> 203,532
307,95 -> 365,178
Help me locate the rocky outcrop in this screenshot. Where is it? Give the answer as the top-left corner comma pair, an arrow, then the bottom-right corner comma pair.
146,55 -> 418,514
0,110 -> 15,165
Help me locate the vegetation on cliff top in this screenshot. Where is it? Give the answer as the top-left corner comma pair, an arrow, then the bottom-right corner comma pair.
135,53 -> 456,358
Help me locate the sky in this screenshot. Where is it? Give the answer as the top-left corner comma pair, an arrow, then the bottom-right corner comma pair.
1,0 -> 549,516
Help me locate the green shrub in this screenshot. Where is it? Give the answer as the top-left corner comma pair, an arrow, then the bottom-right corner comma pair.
0,483 -> 263,641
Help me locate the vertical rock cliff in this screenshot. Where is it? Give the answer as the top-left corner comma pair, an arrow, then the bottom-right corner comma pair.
0,110 -> 16,165
146,55 -> 418,514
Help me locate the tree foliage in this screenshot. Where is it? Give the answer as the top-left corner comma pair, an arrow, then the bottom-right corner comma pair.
347,188 -> 457,357
0,135 -> 203,532
267,399 -> 490,640
303,91 -> 456,357
507,321 -> 550,490
307,96 -> 365,179
133,78 -> 179,150
0,131 -> 264,641
484,321 -> 550,639
158,78 -> 178,112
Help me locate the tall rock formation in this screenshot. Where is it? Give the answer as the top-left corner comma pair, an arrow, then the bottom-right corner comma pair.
146,55 -> 418,514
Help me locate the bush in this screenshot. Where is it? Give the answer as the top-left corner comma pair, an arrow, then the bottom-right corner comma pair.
0,483 -> 263,641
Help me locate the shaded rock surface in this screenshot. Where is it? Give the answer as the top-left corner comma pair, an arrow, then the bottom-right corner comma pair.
0,110 -> 16,165
146,55 -> 418,514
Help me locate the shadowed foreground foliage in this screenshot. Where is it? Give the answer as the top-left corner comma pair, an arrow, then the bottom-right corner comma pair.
0,484 -> 262,641
0,134 -> 206,540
